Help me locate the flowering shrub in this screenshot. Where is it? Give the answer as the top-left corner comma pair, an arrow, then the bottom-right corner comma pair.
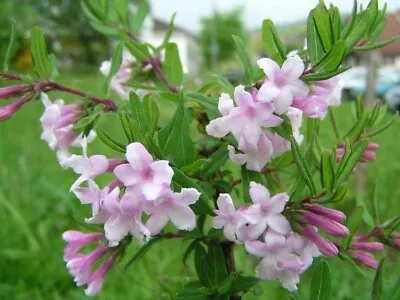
1,0 -> 400,298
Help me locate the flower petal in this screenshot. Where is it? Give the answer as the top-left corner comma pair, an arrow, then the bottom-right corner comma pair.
89,155 -> 109,176
274,88 -> 293,115
234,85 -> 253,107
281,56 -> 305,80
216,194 -> 235,214
268,193 -> 289,214
174,188 -> 201,206
257,80 -> 280,102
249,182 -> 270,204
114,164 -> 137,186
126,142 -> 153,171
167,205 -> 196,231
146,212 -> 169,235
266,214 -> 291,234
150,160 -> 173,185
257,58 -> 280,79
245,241 -> 269,257
218,93 -> 234,116
206,117 -> 231,138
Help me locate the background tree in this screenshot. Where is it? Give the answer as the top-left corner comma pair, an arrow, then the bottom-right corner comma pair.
200,8 -> 248,69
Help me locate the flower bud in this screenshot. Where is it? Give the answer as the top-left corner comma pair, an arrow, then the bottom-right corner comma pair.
0,96 -> 29,121
299,225 -> 338,256
106,159 -> 125,173
299,211 -> 349,237
350,250 -> 379,269
292,95 -> 328,119
352,240 -> 384,252
0,84 -> 29,99
303,204 -> 346,222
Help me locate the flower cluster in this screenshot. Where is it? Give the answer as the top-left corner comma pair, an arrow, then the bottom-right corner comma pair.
212,182 -> 320,290
206,55 -> 342,171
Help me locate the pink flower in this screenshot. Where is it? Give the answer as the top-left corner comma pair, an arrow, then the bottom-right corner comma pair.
0,84 -> 29,99
67,138 -> 109,191
313,76 -> 342,107
114,143 -> 173,201
62,230 -> 104,261
336,143 -> 379,163
303,204 -> 346,222
206,85 -> 282,152
350,250 -> 379,269
103,186 -> 150,246
257,56 -> 309,114
292,94 -> 328,119
145,187 -> 200,234
287,107 -> 304,144
245,182 -> 291,235
212,194 -> 248,242
298,225 -> 338,256
299,210 -> 349,237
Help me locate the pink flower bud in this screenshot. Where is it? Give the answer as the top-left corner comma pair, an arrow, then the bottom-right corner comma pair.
300,211 -> 349,237
0,84 -> 29,99
367,143 -> 379,150
0,96 -> 29,121
360,150 -> 376,162
304,204 -> 346,222
106,159 -> 125,173
299,225 -> 338,256
352,240 -> 384,252
350,250 -> 379,269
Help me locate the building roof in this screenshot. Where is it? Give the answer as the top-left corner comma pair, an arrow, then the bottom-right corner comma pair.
375,12 -> 400,56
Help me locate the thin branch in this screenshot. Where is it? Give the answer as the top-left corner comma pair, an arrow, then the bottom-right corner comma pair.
232,167 -> 276,187
148,57 -> 178,93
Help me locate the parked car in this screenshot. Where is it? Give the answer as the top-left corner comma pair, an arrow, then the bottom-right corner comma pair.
384,86 -> 400,111
341,66 -> 400,100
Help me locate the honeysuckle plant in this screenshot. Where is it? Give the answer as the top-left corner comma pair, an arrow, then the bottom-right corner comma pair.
1,0 -> 400,298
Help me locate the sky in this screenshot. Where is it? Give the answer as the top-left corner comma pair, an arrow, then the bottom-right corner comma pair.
151,0 -> 400,32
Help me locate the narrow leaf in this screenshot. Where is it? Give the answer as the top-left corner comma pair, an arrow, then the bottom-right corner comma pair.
232,35 -> 254,84
125,237 -> 164,269
4,22 -> 16,71
163,42 -> 184,86
30,26 -> 52,78
261,19 -> 286,65
315,40 -> 346,72
310,260 -> 331,300
372,259 -> 385,300
96,129 -> 126,153
320,151 -> 335,192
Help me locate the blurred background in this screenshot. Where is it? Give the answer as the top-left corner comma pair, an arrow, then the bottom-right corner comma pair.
1,0 -> 400,299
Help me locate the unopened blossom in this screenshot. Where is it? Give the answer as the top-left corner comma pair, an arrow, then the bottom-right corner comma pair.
348,235 -> 384,269
145,186 -> 201,234
68,138 -> 109,190
114,142 -> 173,201
63,231 -> 116,296
350,250 -> 379,269
287,107 -> 304,144
257,56 -> 309,114
336,143 -> 379,163
390,232 -> 400,249
212,194 -> 249,242
298,210 -> 349,237
0,95 -> 30,121
245,182 -> 291,235
313,76 -> 342,107
303,203 -> 346,223
206,85 -> 282,152
298,225 -> 338,256
292,94 -> 328,119
0,84 -> 29,99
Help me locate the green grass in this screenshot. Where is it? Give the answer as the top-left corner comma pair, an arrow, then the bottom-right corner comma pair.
0,71 -> 400,299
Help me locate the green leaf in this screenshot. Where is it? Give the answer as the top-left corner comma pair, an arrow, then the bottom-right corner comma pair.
186,93 -> 219,120
120,111 -> 134,142
115,0 -> 128,25
261,19 -> 286,65
142,94 -> 159,136
336,140 -> 368,184
30,26 -> 52,78
372,259 -> 385,300
163,43 -> 184,86
194,243 -> 213,288
208,242 -> 229,288
210,74 -> 235,95
302,66 -> 351,82
181,159 -> 209,174
218,274 -> 235,295
345,109 -> 370,142
310,260 -> 331,300
365,112 -> 398,138
202,148 -> 229,178
272,114 -> 293,140
80,1 -> 103,23
232,35 -> 254,84
312,3 -> 333,52
159,13 -> 176,50
4,22 -> 16,71
307,11 -> 325,65
354,37 -> 397,51
314,40 -> 346,72
130,91 -> 149,134
385,277 -> 400,300
241,166 -> 251,203
290,136 -> 316,194
342,0 -> 358,38
172,168 -> 213,215
158,96 -> 195,167
48,53 -> 59,80
125,236 -> 164,269
176,281 -> 208,300
106,42 -> 123,93
344,206 -> 365,247
329,5 -> 343,41
345,10 -> 370,51
183,240 -> 200,265
229,276 -> 260,295
306,118 -> 321,143
130,0 -> 150,34
90,22 -> 118,35
124,39 -> 150,61
320,151 -> 335,192
96,129 -> 126,153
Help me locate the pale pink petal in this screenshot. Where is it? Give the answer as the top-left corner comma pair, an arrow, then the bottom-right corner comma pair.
150,160 -> 173,185
167,205 -> 196,230
114,164 -> 137,186
245,241 -> 269,257
223,223 -> 238,242
239,122 -> 262,152
89,155 -> 109,176
257,80 -> 280,102
257,58 -> 280,80
228,146 -> 247,166
142,182 -> 162,201
288,80 -> 310,97
281,56 -> 305,80
264,230 -> 287,249
104,216 -> 130,246
218,93 -> 234,116
73,187 -> 98,204
216,194 -> 235,214
146,212 -> 169,235
174,188 -> 201,206
266,214 -> 291,234
249,182 -> 271,204
212,215 -> 228,229
234,85 -> 253,107
274,88 -> 293,115
268,193 -> 289,214
205,117 -> 231,138
126,143 -> 153,171
261,115 -> 283,127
